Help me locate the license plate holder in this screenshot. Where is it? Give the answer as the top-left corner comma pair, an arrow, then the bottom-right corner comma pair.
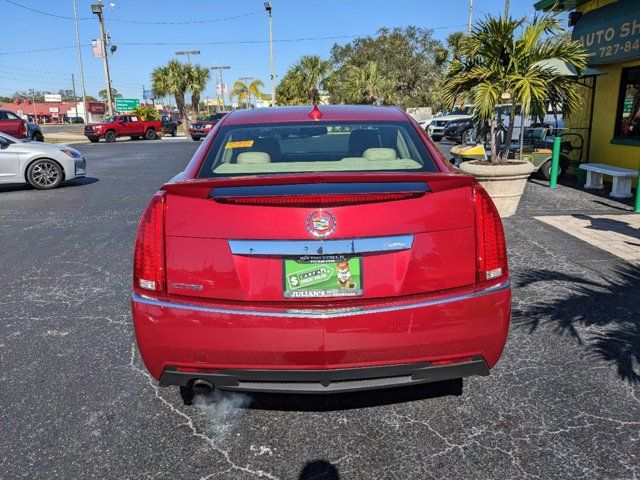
283,255 -> 363,298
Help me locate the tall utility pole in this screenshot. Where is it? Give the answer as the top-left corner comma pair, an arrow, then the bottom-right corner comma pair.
504,0 -> 510,17
239,77 -> 253,109
71,74 -> 79,120
211,65 -> 230,112
73,0 -> 88,122
264,2 -> 275,106
92,1 -> 114,116
467,0 -> 474,35
175,50 -> 200,64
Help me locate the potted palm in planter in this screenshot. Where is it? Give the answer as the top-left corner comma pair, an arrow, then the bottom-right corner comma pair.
443,14 -> 586,217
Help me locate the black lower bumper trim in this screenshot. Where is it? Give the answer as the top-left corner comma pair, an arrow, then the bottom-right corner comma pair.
159,356 -> 489,394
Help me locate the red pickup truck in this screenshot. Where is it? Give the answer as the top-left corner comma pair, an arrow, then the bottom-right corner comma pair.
84,114 -> 162,143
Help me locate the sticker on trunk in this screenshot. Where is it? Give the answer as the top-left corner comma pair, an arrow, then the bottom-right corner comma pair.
283,256 -> 362,298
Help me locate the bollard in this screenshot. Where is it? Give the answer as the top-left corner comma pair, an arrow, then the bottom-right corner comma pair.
549,136 -> 561,189
635,166 -> 640,213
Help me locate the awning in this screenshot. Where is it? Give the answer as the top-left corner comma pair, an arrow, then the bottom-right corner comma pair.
533,58 -> 605,78
534,0 -> 588,12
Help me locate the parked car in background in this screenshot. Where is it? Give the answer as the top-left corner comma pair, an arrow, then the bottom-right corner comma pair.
427,105 -> 473,141
444,118 -> 474,144
188,112 -> 228,141
132,105 -> 511,402
26,122 -> 44,142
0,110 -> 44,142
161,114 -> 178,137
0,132 -> 86,189
0,110 -> 27,138
67,116 -> 85,124
84,114 -> 162,143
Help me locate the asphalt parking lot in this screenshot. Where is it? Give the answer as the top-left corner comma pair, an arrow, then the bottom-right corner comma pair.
1,138 -> 638,479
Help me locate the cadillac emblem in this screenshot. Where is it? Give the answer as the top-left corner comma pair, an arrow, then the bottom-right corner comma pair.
306,210 -> 336,238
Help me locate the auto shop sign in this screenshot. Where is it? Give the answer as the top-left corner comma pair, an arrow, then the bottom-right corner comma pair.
115,98 -> 140,112
44,94 -> 62,102
87,102 -> 106,114
572,0 -> 640,65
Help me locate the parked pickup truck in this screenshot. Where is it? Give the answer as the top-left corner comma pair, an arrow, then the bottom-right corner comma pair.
188,112 -> 228,141
84,114 -> 162,143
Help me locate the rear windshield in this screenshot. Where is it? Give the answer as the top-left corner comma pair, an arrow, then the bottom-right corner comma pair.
201,113 -> 227,122
198,121 -> 437,177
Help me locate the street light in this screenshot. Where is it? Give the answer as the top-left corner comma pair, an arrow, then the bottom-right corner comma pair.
92,1 -> 114,116
175,50 -> 200,64
211,65 -> 230,112
264,2 -> 276,106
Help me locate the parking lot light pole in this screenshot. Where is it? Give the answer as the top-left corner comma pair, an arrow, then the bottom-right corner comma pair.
92,1 -> 114,116
211,65 -> 230,112
175,50 -> 200,64
265,2 -> 275,106
73,0 -> 89,123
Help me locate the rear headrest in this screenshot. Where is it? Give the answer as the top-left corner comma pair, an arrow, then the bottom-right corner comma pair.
237,152 -> 271,164
348,129 -> 381,157
363,148 -> 397,161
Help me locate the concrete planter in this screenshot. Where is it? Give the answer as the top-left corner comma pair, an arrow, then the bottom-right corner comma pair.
460,160 -> 535,218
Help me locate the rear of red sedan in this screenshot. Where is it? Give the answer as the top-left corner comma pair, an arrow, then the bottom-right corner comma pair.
131,106 -> 510,396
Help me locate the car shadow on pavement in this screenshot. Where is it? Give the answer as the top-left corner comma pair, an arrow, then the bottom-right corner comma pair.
512,264 -> 640,384
237,378 -> 463,412
299,460 -> 340,479
0,177 -> 99,193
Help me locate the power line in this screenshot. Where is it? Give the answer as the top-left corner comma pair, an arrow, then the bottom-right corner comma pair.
4,1 -> 262,25
0,26 -> 467,56
0,64 -> 143,86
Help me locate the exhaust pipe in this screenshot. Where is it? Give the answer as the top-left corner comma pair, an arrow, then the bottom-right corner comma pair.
192,379 -> 214,396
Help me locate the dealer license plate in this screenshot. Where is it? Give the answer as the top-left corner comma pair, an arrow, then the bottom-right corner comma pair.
283,256 -> 363,298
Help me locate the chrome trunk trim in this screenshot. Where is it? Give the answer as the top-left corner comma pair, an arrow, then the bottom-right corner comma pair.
131,280 -> 510,319
228,234 -> 414,256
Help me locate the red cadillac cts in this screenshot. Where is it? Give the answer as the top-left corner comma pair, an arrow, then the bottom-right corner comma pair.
131,105 -> 510,398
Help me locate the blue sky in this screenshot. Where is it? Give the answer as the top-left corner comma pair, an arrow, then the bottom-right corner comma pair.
0,0 -> 546,101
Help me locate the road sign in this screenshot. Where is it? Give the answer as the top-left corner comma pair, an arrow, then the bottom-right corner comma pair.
44,94 -> 62,102
115,98 -> 140,112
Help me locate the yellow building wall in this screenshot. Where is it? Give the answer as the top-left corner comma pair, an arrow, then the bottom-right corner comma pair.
588,59 -> 640,171
569,0 -> 640,175
577,0 -> 617,14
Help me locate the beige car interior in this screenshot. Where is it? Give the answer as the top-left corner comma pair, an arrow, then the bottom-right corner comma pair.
214,129 -> 421,174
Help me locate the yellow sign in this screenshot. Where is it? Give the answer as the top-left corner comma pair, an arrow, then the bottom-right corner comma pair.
225,140 -> 254,149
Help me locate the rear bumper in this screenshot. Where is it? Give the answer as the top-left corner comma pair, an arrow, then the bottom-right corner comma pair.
159,357 -> 489,394
188,130 -> 207,138
132,280 -> 510,391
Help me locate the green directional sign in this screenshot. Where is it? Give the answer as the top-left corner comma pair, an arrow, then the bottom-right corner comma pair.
115,98 -> 140,112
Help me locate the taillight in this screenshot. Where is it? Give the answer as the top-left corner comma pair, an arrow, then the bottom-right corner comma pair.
133,191 -> 166,292
19,122 -> 26,137
473,184 -> 508,285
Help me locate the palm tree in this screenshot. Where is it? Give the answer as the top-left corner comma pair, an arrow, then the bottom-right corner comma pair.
342,61 -> 395,105
230,79 -> 266,108
443,14 -> 587,163
187,65 -> 210,114
151,60 -> 190,127
297,55 -> 333,104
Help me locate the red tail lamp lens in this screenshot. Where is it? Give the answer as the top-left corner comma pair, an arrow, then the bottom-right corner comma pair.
473,184 -> 508,285
133,191 -> 166,292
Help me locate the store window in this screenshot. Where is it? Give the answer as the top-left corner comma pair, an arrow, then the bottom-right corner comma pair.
614,66 -> 640,142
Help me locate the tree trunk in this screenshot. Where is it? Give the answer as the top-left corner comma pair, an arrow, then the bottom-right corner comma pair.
498,102 -> 517,163
490,119 -> 498,163
175,90 -> 189,130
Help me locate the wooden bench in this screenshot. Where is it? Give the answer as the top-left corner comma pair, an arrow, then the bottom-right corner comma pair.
579,163 -> 637,199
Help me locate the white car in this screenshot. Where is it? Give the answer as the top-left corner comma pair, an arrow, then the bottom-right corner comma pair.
0,132 -> 86,189
427,105 -> 473,141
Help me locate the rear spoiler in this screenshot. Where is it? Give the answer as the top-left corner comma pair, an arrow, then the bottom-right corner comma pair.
162,173 -> 475,199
